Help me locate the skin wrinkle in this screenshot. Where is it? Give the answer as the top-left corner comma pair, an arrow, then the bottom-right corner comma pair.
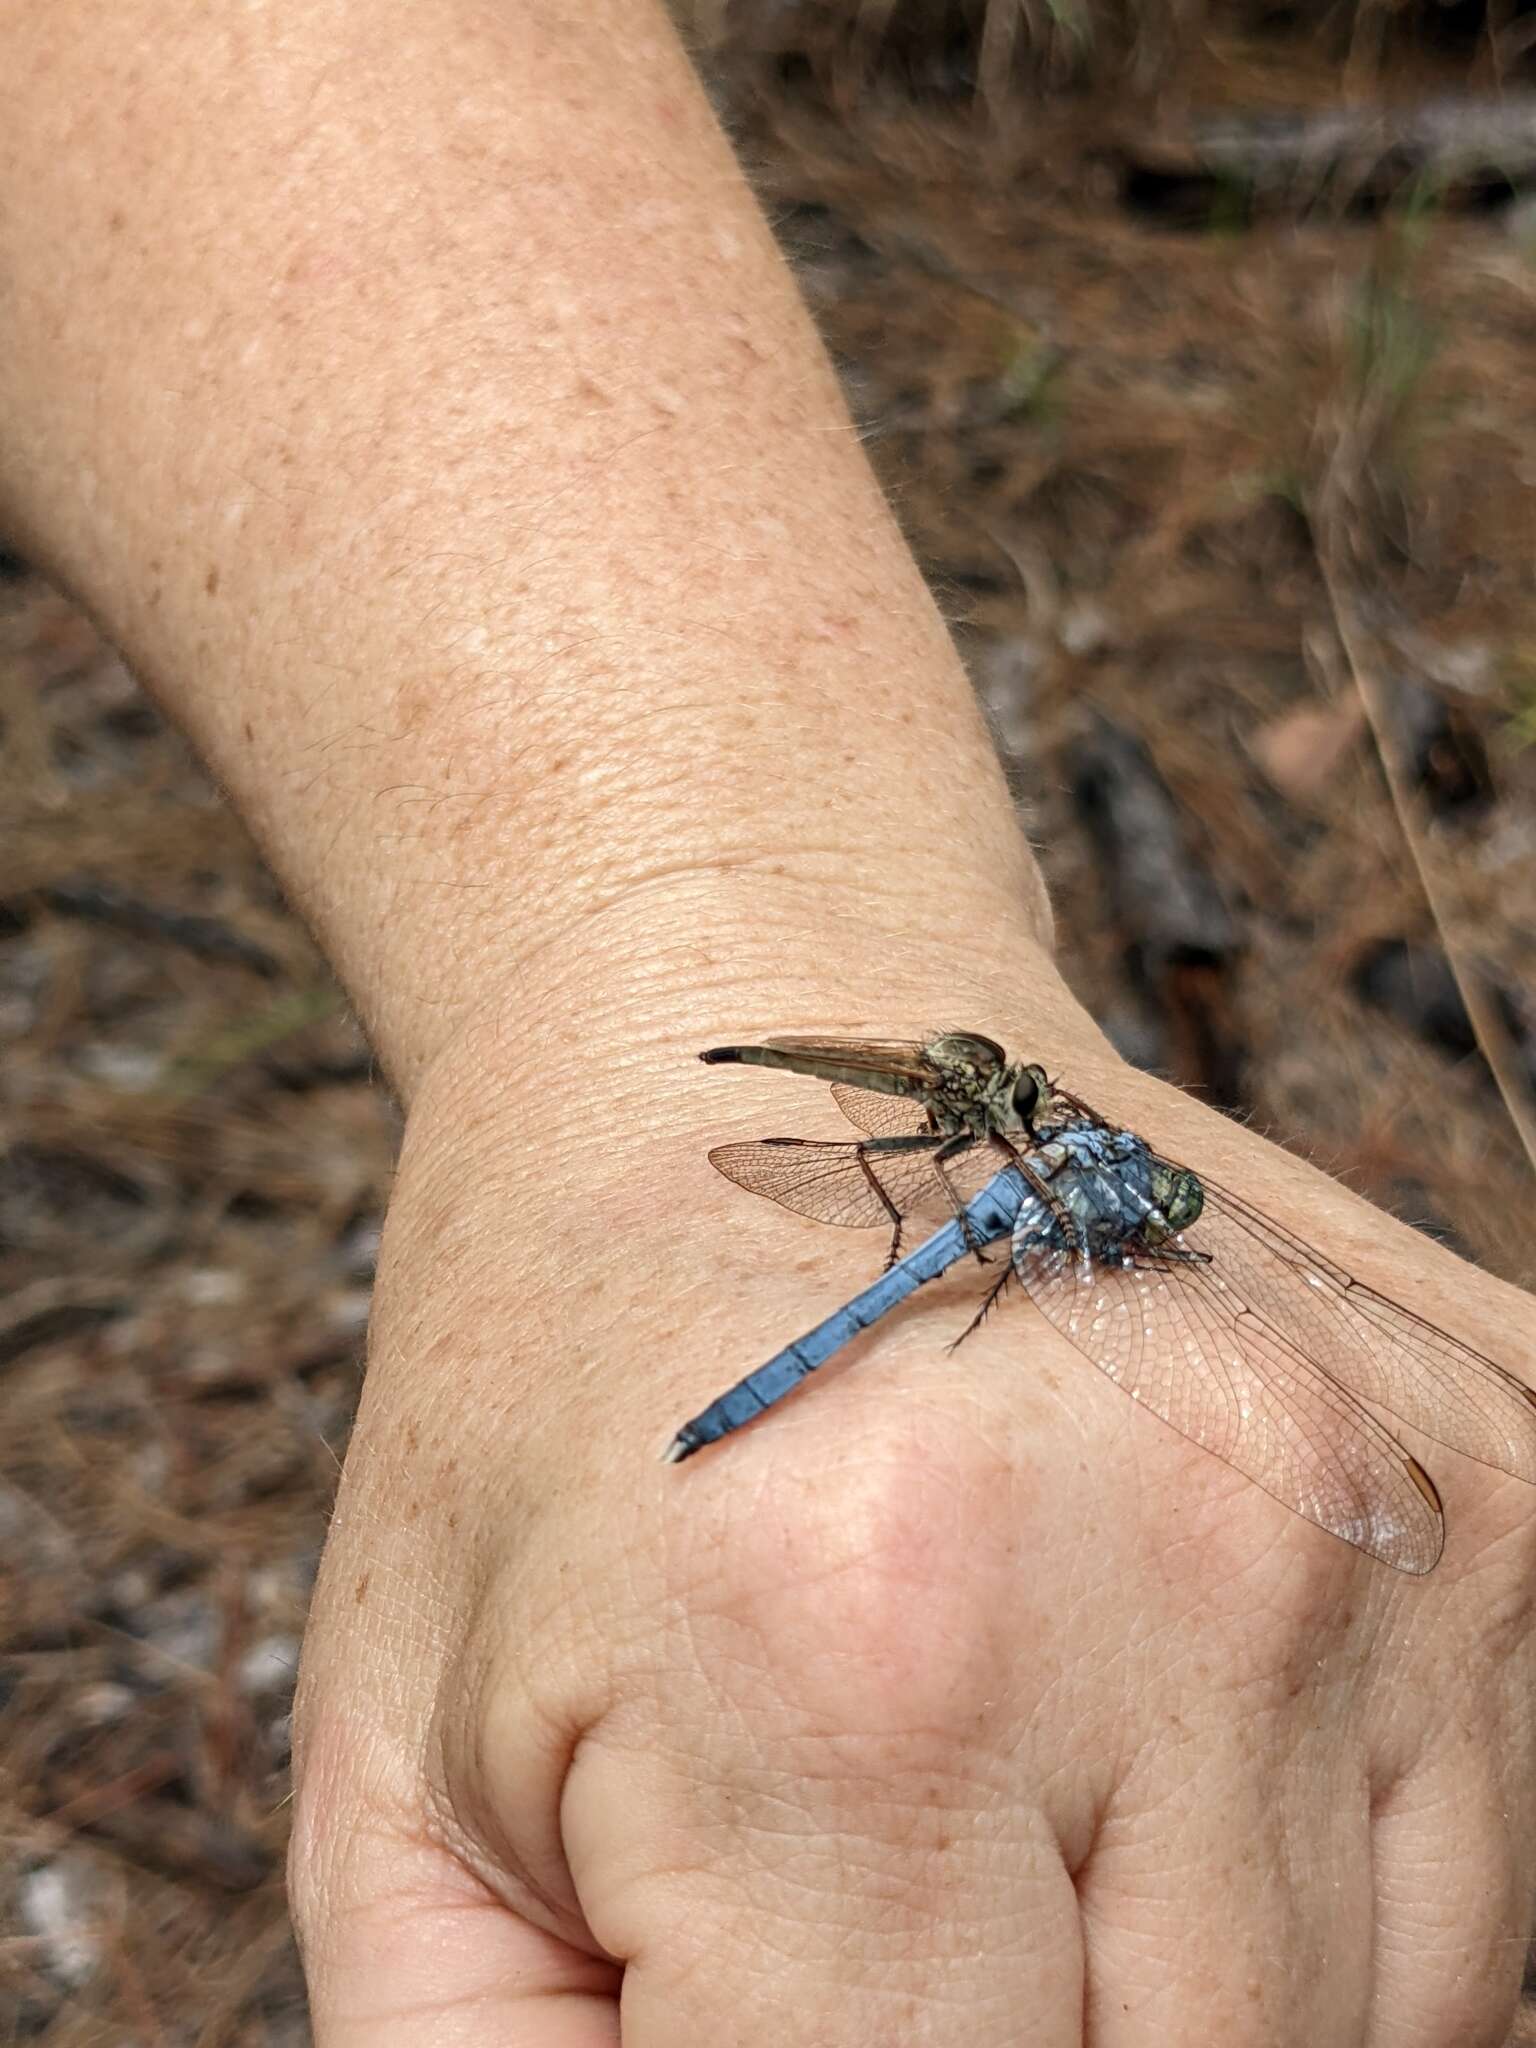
406,887 -> 1055,1140
428,1597 -> 596,1929
636,1796 -> 1030,1954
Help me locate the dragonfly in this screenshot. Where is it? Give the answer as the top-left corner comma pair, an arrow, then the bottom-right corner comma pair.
665,1032 -> 1536,1574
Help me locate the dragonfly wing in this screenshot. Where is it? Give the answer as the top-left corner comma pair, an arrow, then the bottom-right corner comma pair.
830,1083 -> 931,1137
709,1136 -> 1004,1229
1015,1241 -> 1445,1572
1178,1171 -> 1536,1484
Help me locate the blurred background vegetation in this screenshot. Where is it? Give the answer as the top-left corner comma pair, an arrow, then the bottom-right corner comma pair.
4,2 -> 1535,2037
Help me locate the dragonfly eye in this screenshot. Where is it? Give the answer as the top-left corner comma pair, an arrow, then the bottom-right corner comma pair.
1012,1070 -> 1040,1123
1155,1166 -> 1205,1232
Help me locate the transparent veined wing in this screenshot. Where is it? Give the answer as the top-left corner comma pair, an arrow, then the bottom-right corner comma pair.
1014,1230 -> 1446,1573
830,1084 -> 931,1138
1174,1172 -> 1536,1484
708,1134 -> 1010,1231
752,1036 -> 934,1071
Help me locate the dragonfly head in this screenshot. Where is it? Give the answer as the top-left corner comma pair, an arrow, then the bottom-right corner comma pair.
1149,1161 -> 1204,1236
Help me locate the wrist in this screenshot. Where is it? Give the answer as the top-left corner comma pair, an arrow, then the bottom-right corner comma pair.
354,674 -> 1057,1101
405,859 -> 1066,1133
359,879 -> 1092,1505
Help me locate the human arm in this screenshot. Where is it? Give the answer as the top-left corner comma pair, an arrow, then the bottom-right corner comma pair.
1,2 -> 1533,2042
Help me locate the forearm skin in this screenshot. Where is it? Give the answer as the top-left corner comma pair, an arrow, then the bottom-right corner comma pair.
0,0 -> 1052,1101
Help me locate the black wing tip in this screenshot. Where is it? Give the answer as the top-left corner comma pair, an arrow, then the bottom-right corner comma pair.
700,1046 -> 745,1065
1405,1452 -> 1444,1516
1389,1453 -> 1445,1575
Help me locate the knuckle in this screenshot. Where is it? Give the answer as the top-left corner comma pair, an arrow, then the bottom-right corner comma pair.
694,1415 -> 1024,1744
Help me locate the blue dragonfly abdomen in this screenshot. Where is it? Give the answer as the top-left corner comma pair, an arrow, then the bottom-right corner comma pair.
663,1166 -> 1029,1462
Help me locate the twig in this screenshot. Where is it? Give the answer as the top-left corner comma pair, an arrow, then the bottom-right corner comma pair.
1317,558 -> 1536,1179
39,882 -> 282,977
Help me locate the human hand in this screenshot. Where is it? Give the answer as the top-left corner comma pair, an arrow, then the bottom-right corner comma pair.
289,1000 -> 1536,2045
4,5 -> 1526,2033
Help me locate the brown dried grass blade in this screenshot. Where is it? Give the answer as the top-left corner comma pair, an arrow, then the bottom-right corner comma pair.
1315,545 -> 1536,1182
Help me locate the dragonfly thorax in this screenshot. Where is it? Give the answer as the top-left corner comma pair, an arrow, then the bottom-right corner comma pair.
1028,1086 -> 1206,1248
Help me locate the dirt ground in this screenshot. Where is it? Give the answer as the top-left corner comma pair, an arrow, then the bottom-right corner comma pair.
4,3 -> 1536,2038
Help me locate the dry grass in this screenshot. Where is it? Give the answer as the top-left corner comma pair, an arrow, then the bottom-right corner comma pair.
0,590 -> 394,2040
6,3 -> 1536,2037
699,15 -> 1536,1274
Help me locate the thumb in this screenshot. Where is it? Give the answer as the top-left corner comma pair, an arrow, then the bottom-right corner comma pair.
289,1725 -> 619,2047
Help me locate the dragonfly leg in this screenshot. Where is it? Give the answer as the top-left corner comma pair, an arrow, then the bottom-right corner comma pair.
950,1153 -> 1088,1351
948,1260 -> 1014,1350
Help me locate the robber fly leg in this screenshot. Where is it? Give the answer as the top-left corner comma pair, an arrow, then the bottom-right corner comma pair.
931,1134 -> 994,1263
849,1143 -> 912,1271
1009,1149 -> 1081,1251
